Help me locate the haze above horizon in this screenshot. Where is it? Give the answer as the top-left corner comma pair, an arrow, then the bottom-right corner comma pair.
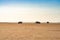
0,0 -> 60,22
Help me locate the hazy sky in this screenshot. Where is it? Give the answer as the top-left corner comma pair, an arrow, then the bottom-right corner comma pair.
0,0 -> 60,22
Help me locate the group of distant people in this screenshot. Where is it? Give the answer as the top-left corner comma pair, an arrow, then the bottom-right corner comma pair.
18,21 -> 49,24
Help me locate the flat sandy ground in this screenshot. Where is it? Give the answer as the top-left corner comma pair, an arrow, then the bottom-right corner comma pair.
0,23 -> 60,40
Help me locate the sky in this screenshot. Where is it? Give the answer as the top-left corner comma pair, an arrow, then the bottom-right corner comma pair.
0,0 -> 60,22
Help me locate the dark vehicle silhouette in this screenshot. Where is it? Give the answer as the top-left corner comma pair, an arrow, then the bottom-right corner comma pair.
18,21 -> 22,24
47,21 -> 49,24
35,21 -> 40,24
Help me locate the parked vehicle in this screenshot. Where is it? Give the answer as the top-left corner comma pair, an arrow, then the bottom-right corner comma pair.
35,21 -> 40,24
47,21 -> 49,24
18,21 -> 22,24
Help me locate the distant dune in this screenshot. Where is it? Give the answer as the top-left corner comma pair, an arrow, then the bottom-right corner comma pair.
0,23 -> 60,40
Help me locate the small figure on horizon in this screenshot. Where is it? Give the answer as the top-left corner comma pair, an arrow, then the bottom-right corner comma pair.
18,21 -> 22,24
35,21 -> 40,24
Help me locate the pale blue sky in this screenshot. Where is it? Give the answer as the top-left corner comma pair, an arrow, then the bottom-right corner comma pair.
0,0 -> 60,22
0,0 -> 60,8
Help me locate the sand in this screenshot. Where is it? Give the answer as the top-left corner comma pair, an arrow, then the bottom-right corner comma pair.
0,23 -> 60,40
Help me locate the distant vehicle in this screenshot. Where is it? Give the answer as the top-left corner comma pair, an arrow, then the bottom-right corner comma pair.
18,21 -> 22,24
35,21 -> 40,24
47,21 -> 49,24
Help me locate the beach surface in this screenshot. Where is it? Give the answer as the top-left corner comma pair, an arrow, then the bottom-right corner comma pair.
0,23 -> 60,40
